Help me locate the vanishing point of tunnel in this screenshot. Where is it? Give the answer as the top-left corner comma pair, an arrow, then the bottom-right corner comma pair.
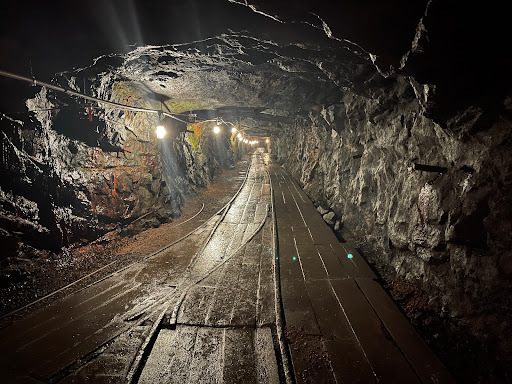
0,1 -> 511,383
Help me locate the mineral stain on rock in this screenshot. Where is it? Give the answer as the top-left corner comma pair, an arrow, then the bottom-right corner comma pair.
0,0 -> 511,382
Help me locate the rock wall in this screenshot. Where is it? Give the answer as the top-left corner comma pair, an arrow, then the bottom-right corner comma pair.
0,81 -> 233,287
275,77 -> 512,381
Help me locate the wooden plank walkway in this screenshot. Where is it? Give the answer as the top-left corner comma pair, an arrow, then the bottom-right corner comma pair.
270,165 -> 454,384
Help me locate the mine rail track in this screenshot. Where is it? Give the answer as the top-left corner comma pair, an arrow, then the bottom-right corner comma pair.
1,151 -> 295,384
126,151 -> 282,383
53,156 -> 254,382
0,161 -> 252,325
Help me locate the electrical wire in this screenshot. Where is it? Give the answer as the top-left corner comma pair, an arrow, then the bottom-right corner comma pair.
0,69 -> 255,140
0,69 -> 236,127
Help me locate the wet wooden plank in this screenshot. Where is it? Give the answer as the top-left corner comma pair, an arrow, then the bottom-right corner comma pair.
241,204 -> 257,224
243,240 -> 262,266
34,319 -> 129,379
324,339 -> 378,384
292,226 -> 313,244
27,282 -> 147,374
330,242 -> 376,279
261,184 -> 271,203
282,209 -> 306,227
356,278 -> 455,384
306,215 -> 340,245
226,223 -> 247,255
303,278 -> 377,381
315,245 -> 348,280
287,179 -> 310,204
304,280 -> 351,340
250,184 -> 263,203
254,327 -> 280,384
339,242 -> 376,279
243,223 -> 262,244
139,326 -> 198,384
330,279 -> 420,383
295,242 -> 328,281
230,263 -> 259,327
223,328 -> 258,384
187,327 -> 223,383
254,203 -> 269,222
0,279 -> 128,345
277,227 -> 303,282
280,279 -> 320,336
179,286 -> 215,325
205,260 -> 243,327
255,234 -> 276,327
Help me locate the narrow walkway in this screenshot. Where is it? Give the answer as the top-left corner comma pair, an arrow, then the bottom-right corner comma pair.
138,150 -> 277,383
270,164 -> 454,383
0,151 -> 455,383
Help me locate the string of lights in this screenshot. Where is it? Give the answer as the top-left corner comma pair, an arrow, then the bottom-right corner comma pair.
0,69 -> 269,144
0,69 -> 228,127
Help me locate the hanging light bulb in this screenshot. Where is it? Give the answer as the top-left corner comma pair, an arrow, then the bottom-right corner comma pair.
156,110 -> 166,139
266,138 -> 269,143
237,133 -> 242,139
156,125 -> 166,139
213,125 -> 220,134
231,127 -> 237,134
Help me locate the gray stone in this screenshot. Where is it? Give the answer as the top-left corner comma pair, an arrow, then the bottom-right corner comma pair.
323,211 -> 335,225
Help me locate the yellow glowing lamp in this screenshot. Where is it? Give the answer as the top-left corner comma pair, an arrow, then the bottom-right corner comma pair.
213,126 -> 221,134
231,127 -> 237,134
156,125 -> 166,139
266,138 -> 269,143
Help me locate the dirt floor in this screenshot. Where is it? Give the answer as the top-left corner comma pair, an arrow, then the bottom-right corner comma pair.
0,156 -> 250,323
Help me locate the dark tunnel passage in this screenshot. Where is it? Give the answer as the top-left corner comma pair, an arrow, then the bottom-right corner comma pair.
0,1 -> 511,383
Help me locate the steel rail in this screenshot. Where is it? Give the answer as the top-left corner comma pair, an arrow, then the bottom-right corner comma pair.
13,159 -> 253,382
0,69 -> 190,124
0,69 -> 242,128
0,160 -> 250,323
268,166 -> 294,384
125,157 -> 255,382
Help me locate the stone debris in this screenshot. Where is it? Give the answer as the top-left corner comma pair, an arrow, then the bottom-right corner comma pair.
322,212 -> 335,225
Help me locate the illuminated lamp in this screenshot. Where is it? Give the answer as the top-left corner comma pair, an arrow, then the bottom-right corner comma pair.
156,125 -> 166,139
213,126 -> 221,134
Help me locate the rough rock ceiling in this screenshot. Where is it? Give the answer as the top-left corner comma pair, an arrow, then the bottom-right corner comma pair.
58,31 -> 374,136
1,0 -> 510,131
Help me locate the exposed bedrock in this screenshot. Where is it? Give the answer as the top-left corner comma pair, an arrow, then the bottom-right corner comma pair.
0,80 -> 234,286
0,0 -> 511,379
275,77 -> 512,380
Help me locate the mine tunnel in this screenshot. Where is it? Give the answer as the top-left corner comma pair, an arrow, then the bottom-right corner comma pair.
0,1 -> 511,383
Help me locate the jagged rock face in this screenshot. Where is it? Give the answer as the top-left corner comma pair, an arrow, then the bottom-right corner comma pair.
0,78 -> 234,280
274,77 -> 512,379
67,34 -> 348,113
0,1 -> 511,379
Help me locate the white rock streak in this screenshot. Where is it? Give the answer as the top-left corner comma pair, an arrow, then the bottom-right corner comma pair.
227,0 -> 284,23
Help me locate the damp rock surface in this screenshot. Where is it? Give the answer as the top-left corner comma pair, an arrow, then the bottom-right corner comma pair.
275,82 -> 512,381
0,1 -> 511,381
